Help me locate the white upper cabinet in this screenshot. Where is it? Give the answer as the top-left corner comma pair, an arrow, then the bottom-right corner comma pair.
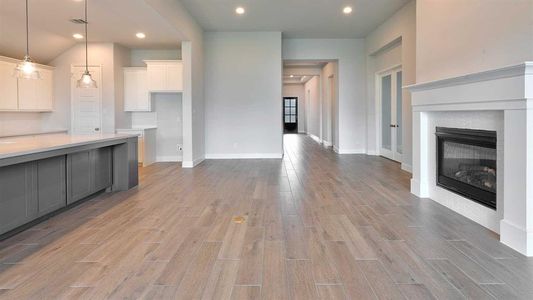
18,67 -> 53,111
124,67 -> 150,111
0,56 -> 54,112
145,60 -> 183,92
0,60 -> 18,110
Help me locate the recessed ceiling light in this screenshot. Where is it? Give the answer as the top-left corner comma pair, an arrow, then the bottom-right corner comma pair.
343,6 -> 353,14
290,75 -> 294,78
136,32 -> 146,39
235,6 -> 245,15
73,33 -> 83,39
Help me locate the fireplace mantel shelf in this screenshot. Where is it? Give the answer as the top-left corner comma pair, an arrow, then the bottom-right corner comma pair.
405,62 -> 533,92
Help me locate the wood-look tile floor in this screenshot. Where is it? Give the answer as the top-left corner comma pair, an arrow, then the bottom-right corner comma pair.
1,134 -> 533,299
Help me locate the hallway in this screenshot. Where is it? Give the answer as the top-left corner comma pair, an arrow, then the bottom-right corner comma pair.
0,134 -> 531,299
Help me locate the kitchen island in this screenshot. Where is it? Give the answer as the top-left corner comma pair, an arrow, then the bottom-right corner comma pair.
0,133 -> 139,238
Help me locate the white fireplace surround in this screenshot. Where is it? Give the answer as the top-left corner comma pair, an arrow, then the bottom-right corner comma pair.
407,62 -> 533,256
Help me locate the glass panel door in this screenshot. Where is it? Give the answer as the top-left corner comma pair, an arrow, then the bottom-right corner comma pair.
396,71 -> 403,157
283,97 -> 298,133
379,67 -> 402,162
381,75 -> 392,151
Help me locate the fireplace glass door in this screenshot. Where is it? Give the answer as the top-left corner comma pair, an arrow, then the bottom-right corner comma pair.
436,127 -> 497,209
379,68 -> 402,162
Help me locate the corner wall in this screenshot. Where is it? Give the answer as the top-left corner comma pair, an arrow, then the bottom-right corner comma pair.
304,76 -> 321,140
145,0 -> 205,167
365,0 -> 416,171
204,32 -> 283,158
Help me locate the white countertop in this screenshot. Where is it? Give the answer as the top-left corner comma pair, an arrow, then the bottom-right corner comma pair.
116,126 -> 157,131
0,129 -> 68,138
0,133 -> 137,159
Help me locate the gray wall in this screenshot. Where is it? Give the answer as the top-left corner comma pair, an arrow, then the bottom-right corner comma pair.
204,32 -> 283,158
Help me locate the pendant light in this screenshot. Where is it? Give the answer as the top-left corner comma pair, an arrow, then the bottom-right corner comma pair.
77,0 -> 97,88
13,0 -> 40,80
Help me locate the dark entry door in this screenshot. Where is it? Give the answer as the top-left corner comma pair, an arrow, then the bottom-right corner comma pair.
283,97 -> 298,133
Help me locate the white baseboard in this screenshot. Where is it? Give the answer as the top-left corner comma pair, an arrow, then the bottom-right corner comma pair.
366,150 -> 378,155
308,134 -> 321,144
335,148 -> 366,154
410,178 -> 429,198
298,130 -> 306,134
182,156 -> 205,168
401,163 -> 412,173
205,153 -> 283,159
500,219 -> 533,256
156,155 -> 182,162
333,146 -> 340,153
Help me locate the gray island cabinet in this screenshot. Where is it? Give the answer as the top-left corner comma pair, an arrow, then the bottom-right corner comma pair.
0,134 -> 138,237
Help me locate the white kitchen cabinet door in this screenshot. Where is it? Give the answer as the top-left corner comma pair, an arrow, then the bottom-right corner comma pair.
166,62 -> 183,92
18,67 -> 53,111
146,63 -> 167,92
37,68 -> 53,111
124,68 -> 150,111
0,61 -> 19,110
145,60 -> 183,92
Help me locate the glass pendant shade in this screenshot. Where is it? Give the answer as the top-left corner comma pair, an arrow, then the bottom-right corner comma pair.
14,0 -> 40,80
77,70 -> 97,88
14,55 -> 40,79
77,0 -> 96,89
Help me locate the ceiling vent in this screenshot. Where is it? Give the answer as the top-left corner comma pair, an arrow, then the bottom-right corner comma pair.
69,18 -> 87,24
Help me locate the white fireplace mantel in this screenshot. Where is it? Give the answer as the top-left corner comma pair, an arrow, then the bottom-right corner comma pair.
407,62 -> 533,256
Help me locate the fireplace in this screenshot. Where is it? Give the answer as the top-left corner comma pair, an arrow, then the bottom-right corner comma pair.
436,127 -> 497,209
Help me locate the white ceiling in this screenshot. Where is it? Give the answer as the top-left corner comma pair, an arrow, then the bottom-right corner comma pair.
283,60 -> 327,84
283,74 -> 313,85
0,0 -> 182,64
180,0 -> 410,38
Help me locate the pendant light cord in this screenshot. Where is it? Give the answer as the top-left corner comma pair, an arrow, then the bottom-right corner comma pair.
25,0 -> 29,56
84,0 -> 88,72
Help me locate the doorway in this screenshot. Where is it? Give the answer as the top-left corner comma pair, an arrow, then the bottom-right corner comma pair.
378,67 -> 402,162
71,65 -> 102,134
283,97 -> 298,133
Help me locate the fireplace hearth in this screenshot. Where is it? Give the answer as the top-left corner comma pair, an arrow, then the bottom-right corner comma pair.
436,127 -> 497,209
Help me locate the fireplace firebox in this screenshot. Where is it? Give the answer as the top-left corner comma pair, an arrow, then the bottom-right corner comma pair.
436,127 -> 497,209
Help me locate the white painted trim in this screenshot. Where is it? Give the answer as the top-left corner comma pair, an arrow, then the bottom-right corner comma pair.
500,219 -> 533,256
182,156 -> 205,168
298,130 -> 306,134
333,146 -> 340,153
156,155 -> 182,162
335,148 -> 366,154
410,178 -> 429,198
401,163 -> 412,173
205,153 -> 283,159
308,133 -> 322,144
366,150 -> 378,155
405,62 -> 533,92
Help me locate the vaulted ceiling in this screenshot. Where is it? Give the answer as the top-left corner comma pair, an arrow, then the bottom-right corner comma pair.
0,0 -> 410,64
180,0 -> 410,38
0,0 -> 182,64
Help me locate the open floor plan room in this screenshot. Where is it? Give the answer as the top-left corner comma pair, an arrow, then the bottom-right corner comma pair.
1,135 -> 532,299
1,0 -> 533,299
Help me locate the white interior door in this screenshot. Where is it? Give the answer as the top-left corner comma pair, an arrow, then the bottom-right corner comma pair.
71,66 -> 102,134
379,68 -> 402,162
